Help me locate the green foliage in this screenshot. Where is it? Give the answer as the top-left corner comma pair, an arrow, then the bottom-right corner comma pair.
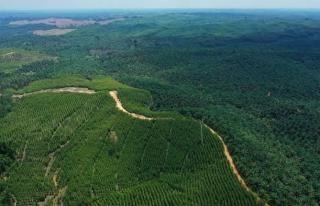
0,143 -> 15,175
0,78 -> 262,205
0,48 -> 51,73
1,10 -> 320,205
19,76 -> 130,93
0,94 -> 12,118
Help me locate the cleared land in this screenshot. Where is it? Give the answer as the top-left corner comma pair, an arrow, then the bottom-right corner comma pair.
10,18 -> 124,36
33,29 -> 76,36
9,18 -> 124,28
0,49 -> 54,73
12,87 -> 96,99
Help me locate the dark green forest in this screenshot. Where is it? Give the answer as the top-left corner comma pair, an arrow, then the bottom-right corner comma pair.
0,10 -> 320,205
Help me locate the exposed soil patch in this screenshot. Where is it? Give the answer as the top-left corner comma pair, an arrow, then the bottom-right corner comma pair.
10,18 -> 95,28
53,173 -> 59,187
38,186 -> 67,206
13,87 -> 96,99
12,195 -> 17,206
53,186 -> 67,206
10,18 -> 124,37
21,141 -> 28,162
33,29 -> 76,36
10,17 -> 124,28
108,131 -> 118,144
1,52 -> 15,57
37,195 -> 53,206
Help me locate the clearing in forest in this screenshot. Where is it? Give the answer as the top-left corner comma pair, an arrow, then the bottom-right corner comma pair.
33,29 -> 76,36
0,48 -> 54,73
9,17 -> 125,36
9,18 -> 124,28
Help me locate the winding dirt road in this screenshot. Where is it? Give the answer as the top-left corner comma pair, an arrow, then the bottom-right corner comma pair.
109,91 -> 154,121
10,87 -> 267,205
109,90 -> 268,205
204,124 -> 267,205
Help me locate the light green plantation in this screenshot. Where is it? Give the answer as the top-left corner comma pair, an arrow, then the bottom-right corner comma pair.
0,48 -> 51,73
0,77 -> 264,206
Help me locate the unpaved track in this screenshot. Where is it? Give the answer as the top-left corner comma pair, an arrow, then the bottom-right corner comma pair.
1,52 -> 15,57
12,195 -> 17,206
110,90 -> 268,205
38,195 -> 53,206
204,124 -> 269,205
204,125 -> 250,190
45,141 -> 70,177
21,141 -> 28,162
12,87 -> 267,205
45,154 -> 56,177
13,87 -> 96,99
53,173 -> 58,187
109,91 -> 154,121
53,186 -> 67,206
37,186 -> 67,206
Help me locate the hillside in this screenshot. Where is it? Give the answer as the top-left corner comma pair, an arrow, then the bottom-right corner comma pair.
0,77 -> 265,205
0,10 -> 319,205
0,48 -> 53,73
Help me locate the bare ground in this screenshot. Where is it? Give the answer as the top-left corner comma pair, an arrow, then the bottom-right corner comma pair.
12,195 -> 17,206
10,18 -> 96,28
21,141 -> 28,162
109,131 -> 118,144
13,87 -> 96,99
53,173 -> 58,187
38,186 -> 67,206
10,18 -> 124,28
37,195 -> 53,206
33,29 -> 76,36
53,186 -> 67,206
1,52 -> 15,57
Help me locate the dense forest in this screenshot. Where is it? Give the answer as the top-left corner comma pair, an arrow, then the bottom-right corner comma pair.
0,10 -> 320,205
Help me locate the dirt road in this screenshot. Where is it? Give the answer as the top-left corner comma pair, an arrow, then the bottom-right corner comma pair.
13,87 -> 96,99
109,91 -> 154,121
